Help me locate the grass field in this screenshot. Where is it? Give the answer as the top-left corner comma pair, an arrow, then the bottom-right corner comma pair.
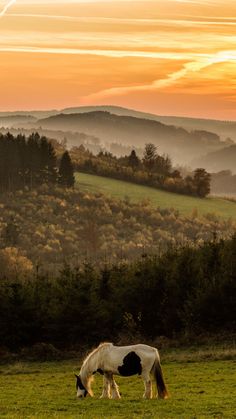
76,173 -> 236,220
0,355 -> 235,419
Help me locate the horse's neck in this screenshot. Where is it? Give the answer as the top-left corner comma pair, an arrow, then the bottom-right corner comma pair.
80,350 -> 100,380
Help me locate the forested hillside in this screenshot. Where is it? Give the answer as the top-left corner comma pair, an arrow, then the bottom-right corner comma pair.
0,186 -> 234,276
0,236 -> 235,349
0,128 -> 235,352
0,132 -> 235,276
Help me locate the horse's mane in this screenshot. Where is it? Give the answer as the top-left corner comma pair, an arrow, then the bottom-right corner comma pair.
82,342 -> 113,367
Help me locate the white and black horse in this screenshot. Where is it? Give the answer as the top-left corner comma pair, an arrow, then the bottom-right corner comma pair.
75,342 -> 169,399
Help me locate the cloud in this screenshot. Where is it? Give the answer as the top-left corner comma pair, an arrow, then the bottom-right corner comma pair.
6,13 -> 236,27
0,0 -> 17,18
0,45 -> 206,60
82,51 -> 236,101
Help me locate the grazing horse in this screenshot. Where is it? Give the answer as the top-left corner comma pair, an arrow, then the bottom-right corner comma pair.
75,342 -> 169,399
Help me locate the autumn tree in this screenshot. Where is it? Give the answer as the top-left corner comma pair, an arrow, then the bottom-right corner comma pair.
2,219 -> 19,247
194,168 -> 211,197
0,247 -> 33,281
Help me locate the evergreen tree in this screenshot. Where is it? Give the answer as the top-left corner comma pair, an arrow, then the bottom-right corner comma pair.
58,151 -> 75,187
128,149 -> 140,170
40,137 -> 57,184
27,133 -> 41,188
155,154 -> 172,176
0,132 -> 58,192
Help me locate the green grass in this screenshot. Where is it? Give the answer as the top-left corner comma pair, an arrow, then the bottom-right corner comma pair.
0,358 -> 235,418
76,172 -> 236,220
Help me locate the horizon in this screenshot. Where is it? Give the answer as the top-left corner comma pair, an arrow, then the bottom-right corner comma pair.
0,0 -> 235,119
0,103 -> 236,122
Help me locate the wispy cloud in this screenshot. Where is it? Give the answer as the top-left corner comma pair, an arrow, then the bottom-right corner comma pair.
172,0 -> 213,4
0,45 -> 205,60
6,13 -> 236,27
0,0 -> 17,18
82,51 -> 236,101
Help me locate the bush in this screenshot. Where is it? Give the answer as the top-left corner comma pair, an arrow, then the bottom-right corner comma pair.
20,343 -> 61,361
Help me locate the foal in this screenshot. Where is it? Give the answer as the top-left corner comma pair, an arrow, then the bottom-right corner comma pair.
75,342 -> 168,399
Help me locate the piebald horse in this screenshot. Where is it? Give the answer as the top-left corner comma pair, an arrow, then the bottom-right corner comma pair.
75,342 -> 169,399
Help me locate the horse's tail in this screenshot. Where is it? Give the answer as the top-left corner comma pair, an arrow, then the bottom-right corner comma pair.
152,350 -> 169,399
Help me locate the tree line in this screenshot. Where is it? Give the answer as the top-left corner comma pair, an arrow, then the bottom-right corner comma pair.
0,236 -> 235,350
0,132 -> 211,197
0,132 -> 74,192
71,143 -> 211,198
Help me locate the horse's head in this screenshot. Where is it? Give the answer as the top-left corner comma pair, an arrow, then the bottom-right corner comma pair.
75,374 -> 88,398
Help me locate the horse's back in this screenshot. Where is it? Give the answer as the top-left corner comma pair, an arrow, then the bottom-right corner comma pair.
103,343 -> 157,376
113,343 -> 157,356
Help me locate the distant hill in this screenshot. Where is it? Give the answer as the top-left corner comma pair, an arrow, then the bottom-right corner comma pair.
61,105 -> 236,142
37,111 -> 227,166
1,105 -> 235,168
211,170 -> 236,196
0,115 -> 36,128
1,105 -> 235,141
0,110 -> 57,119
192,145 -> 236,173
0,126 -> 100,151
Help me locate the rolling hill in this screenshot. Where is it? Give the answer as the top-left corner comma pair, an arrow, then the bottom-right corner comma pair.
0,115 -> 36,128
192,144 -> 236,173
37,111 -> 226,166
1,105 -> 235,141
61,105 -> 236,142
1,105 -> 235,171
76,172 -> 236,220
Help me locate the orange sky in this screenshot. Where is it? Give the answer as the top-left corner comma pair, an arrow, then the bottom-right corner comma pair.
0,0 -> 235,119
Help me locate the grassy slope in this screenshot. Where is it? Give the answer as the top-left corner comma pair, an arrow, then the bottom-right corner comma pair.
0,358 -> 235,418
76,173 -> 236,220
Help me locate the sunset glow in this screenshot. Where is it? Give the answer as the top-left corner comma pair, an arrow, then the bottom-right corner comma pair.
0,0 -> 235,118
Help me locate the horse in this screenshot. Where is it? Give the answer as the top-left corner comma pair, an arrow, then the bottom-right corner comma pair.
75,342 -> 169,399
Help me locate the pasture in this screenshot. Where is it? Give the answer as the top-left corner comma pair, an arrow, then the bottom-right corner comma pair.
0,356 -> 235,418
76,172 -> 236,220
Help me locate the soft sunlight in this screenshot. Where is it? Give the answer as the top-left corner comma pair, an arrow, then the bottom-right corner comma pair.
0,0 -> 235,118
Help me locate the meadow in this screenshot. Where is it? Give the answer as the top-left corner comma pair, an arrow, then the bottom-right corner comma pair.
77,173 -> 236,220
0,351 -> 235,419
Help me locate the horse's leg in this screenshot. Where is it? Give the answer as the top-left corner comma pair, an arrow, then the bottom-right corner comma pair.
100,374 -> 111,399
109,374 -> 121,399
142,372 -> 153,399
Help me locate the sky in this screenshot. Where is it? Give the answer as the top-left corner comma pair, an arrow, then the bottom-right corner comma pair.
0,0 -> 235,119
